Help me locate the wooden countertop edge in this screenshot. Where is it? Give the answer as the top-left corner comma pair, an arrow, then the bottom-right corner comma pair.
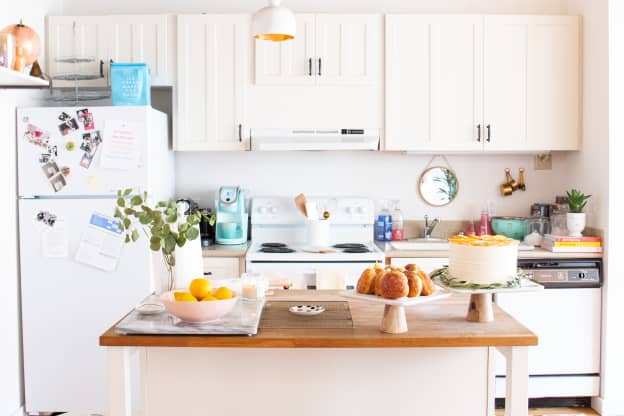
99,334 -> 537,348
383,248 -> 603,259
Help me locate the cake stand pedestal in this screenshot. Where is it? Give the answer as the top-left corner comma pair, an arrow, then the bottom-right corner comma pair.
340,289 -> 451,334
434,281 -> 543,323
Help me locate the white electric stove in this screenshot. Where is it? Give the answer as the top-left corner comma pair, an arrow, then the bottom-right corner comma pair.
246,197 -> 384,289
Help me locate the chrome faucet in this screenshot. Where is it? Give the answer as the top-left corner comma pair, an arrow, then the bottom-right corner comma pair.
423,215 -> 440,240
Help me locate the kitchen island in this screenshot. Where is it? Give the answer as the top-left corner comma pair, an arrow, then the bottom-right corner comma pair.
100,291 -> 537,416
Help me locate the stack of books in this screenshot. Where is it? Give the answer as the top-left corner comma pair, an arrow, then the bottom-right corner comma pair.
541,235 -> 603,253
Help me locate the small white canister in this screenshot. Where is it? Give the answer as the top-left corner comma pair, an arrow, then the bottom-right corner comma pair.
307,219 -> 330,247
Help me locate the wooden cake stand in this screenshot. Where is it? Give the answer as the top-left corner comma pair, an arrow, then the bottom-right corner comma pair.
435,281 -> 543,323
340,289 -> 451,334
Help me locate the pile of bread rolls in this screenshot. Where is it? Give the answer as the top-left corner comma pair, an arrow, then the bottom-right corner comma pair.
356,263 -> 436,299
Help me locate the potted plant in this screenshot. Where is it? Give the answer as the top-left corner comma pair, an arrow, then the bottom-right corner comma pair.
566,189 -> 591,237
113,189 -> 215,292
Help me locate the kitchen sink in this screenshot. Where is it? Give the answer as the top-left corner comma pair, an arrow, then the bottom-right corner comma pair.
390,238 -> 450,251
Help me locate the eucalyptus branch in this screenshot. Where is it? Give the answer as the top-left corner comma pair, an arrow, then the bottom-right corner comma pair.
430,266 -> 533,290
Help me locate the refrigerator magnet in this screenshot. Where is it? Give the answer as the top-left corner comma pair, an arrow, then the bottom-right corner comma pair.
58,111 -> 72,121
58,118 -> 79,136
76,108 -> 88,122
24,124 -> 50,148
83,113 -> 95,131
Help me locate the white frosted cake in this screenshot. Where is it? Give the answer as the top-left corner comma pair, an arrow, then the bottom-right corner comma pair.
448,235 -> 519,285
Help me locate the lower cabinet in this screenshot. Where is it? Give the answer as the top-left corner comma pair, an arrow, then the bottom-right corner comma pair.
202,257 -> 244,279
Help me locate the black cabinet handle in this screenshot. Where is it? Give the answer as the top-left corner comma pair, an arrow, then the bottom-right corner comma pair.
486,124 -> 491,142
318,58 -> 322,76
238,123 -> 242,142
99,60 -> 104,78
203,271 -> 212,276
477,124 -> 481,142
308,58 -> 312,76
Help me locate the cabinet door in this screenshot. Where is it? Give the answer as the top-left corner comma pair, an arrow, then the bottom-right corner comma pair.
107,15 -> 173,86
176,15 -> 248,151
47,16 -> 109,87
385,15 -> 483,151
526,16 -> 579,150
255,14 -> 315,85
202,258 -> 241,279
315,14 -> 380,85
484,16 -> 579,151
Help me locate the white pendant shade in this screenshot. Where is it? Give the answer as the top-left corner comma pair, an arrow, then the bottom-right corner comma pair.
252,0 -> 296,41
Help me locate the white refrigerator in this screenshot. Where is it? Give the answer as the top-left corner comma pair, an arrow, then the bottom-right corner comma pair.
17,106 -> 174,414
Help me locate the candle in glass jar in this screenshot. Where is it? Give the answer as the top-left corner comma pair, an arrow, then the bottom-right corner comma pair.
241,275 -> 257,300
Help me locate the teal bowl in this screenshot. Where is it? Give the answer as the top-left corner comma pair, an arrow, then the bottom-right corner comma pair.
490,217 -> 528,241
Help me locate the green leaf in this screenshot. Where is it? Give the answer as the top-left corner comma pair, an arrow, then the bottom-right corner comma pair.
143,191 -> 147,201
123,217 -> 131,229
117,198 -> 125,207
177,235 -> 187,247
125,234 -> 131,243
156,201 -> 167,208
163,224 -> 171,234
130,196 -> 143,206
165,213 -> 178,223
163,235 -> 176,254
168,200 -> 177,209
124,208 -> 136,215
139,213 -> 151,225
118,221 -> 125,231
131,229 -> 140,242
185,227 -> 199,240
178,223 -> 188,234
150,236 -> 161,251
114,207 -> 122,218
117,189 -> 122,197
123,188 -> 132,196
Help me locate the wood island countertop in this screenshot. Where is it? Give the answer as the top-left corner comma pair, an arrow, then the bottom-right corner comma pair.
100,291 -> 537,349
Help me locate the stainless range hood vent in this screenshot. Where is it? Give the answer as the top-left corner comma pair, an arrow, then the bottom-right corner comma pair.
250,128 -> 380,151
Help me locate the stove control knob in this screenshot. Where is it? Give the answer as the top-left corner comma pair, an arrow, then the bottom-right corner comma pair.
269,206 -> 278,214
345,206 -> 354,214
357,206 -> 367,215
258,206 -> 267,214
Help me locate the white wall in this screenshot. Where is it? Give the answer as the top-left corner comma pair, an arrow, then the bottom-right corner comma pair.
59,0 -> 569,15
602,1 -> 624,414
175,152 -> 571,220
1,3 -> 61,414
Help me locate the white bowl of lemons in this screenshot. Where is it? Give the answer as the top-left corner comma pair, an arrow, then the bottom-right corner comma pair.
161,278 -> 238,323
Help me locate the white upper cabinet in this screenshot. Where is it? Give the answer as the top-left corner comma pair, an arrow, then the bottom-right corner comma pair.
255,14 -> 381,86
385,14 -> 579,152
47,15 -> 174,87
106,15 -> 174,86
484,16 -> 579,151
47,16 -> 109,87
386,15 -> 483,151
255,14 -> 315,85
176,15 -> 249,151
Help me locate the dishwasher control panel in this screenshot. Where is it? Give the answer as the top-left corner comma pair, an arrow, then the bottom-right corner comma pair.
526,269 -> 600,284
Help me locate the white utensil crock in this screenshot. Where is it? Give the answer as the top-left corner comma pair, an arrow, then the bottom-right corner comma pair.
307,220 -> 330,247
566,213 -> 586,237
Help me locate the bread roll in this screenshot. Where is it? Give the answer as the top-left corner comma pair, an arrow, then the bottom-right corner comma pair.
380,271 -> 409,299
405,270 -> 423,297
417,269 -> 436,296
405,263 -> 420,272
356,266 -> 376,294
374,265 -> 386,296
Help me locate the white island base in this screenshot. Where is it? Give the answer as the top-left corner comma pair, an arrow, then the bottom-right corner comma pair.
108,346 -> 528,416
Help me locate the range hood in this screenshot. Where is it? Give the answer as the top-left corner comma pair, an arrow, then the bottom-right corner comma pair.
250,128 -> 380,151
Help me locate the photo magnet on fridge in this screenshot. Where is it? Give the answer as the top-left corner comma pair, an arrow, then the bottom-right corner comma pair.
58,112 -> 72,121
24,124 -> 50,148
58,118 -> 79,136
76,108 -> 88,122
83,112 -> 95,130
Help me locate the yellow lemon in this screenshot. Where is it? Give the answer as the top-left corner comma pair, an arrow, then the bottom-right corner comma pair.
214,286 -> 233,300
189,278 -> 212,300
173,292 -> 198,302
201,295 -> 218,302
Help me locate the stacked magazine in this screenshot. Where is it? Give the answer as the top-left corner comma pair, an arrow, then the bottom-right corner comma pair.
541,235 -> 603,253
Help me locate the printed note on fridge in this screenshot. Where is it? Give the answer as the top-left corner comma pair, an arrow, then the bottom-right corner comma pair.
100,120 -> 141,170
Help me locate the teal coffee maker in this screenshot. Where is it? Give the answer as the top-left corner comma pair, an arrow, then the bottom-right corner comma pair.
215,186 -> 248,245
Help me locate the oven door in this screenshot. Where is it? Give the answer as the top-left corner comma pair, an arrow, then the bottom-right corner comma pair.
246,261 -> 376,290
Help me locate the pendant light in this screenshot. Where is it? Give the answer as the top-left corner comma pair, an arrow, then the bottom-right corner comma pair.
252,0 -> 296,42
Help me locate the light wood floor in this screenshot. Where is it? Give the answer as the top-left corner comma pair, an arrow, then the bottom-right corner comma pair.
495,408 -> 598,415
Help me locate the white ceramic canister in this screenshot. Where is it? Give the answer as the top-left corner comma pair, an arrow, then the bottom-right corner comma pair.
307,219 -> 330,247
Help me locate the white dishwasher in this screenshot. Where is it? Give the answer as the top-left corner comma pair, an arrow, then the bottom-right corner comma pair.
494,259 -> 602,400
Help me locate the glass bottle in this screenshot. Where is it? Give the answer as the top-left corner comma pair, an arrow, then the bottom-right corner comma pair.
391,201 -> 404,241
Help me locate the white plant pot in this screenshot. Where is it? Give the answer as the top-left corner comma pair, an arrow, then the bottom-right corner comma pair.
566,213 -> 586,237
